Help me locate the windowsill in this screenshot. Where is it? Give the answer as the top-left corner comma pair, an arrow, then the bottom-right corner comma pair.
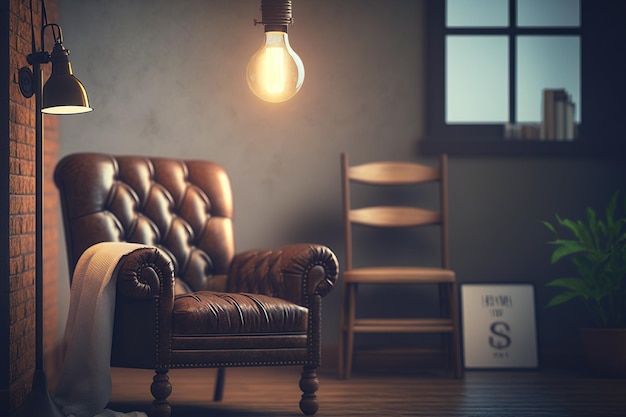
418,138 -> 624,158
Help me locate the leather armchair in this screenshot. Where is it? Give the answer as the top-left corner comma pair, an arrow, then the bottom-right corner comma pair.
54,153 -> 339,417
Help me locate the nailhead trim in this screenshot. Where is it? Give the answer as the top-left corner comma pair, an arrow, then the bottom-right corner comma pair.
170,360 -> 311,368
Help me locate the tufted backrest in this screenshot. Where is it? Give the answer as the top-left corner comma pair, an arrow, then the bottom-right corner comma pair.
54,153 -> 235,292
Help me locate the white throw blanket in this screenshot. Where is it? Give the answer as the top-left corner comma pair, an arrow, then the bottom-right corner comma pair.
54,242 -> 150,417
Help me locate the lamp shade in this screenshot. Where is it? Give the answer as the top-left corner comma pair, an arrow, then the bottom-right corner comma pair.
42,42 -> 92,114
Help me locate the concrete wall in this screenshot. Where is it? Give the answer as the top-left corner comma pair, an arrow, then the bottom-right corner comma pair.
56,0 -> 625,365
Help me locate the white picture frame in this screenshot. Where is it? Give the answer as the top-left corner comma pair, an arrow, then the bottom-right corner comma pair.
461,283 -> 538,369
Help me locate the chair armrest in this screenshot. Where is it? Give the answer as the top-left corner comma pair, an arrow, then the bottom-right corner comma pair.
109,246 -> 176,368
115,246 -> 176,300
227,244 -> 339,306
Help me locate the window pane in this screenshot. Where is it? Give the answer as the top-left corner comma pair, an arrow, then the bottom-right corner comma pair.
516,36 -> 580,123
447,0 -> 508,27
446,36 -> 509,123
517,0 -> 580,27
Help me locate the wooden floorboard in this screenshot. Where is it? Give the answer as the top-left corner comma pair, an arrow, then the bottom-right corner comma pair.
106,366 -> 626,417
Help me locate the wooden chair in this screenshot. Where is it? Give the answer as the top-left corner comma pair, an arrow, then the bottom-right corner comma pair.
337,153 -> 462,379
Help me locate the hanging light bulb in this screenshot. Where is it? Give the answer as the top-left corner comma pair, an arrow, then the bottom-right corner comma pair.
246,0 -> 304,103
247,31 -> 304,103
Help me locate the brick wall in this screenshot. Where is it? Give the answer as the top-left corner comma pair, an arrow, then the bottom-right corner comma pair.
3,0 -> 60,413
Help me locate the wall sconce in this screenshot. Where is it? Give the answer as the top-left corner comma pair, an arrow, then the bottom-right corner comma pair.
18,23 -> 92,114
12,1 -> 91,416
246,0 -> 305,103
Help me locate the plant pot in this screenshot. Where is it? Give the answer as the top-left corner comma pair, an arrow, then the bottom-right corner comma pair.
580,328 -> 626,377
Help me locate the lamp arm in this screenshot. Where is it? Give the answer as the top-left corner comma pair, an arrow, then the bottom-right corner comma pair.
20,23 -> 67,99
43,23 -> 63,45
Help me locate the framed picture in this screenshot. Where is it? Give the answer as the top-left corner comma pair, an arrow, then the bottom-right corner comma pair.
461,283 -> 538,369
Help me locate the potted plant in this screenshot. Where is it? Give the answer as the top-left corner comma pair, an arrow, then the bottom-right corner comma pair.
543,191 -> 626,376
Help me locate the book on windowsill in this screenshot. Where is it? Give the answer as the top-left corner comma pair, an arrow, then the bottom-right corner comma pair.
504,123 -> 541,140
541,88 -> 576,141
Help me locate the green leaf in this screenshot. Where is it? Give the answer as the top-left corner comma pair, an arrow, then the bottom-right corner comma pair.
558,216 -> 591,246
545,277 -> 588,293
548,240 -> 590,263
542,220 -> 558,235
586,207 -> 600,248
571,256 -> 593,280
546,292 -> 580,308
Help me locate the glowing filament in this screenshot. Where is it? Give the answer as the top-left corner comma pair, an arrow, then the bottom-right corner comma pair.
264,46 -> 286,94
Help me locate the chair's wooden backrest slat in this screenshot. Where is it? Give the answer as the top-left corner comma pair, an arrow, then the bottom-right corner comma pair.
349,207 -> 441,227
341,152 -> 449,270
348,162 -> 440,185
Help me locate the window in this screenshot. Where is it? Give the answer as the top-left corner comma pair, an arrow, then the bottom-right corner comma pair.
422,0 -> 588,156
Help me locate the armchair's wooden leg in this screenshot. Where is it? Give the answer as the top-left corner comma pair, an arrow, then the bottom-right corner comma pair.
299,365 -> 319,415
150,369 -> 172,417
213,367 -> 226,401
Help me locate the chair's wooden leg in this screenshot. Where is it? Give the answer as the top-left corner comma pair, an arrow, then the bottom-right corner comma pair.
345,283 -> 357,379
338,281 -> 350,379
150,369 -> 172,417
213,367 -> 226,401
299,365 -> 319,415
338,330 -> 345,379
449,283 -> 463,378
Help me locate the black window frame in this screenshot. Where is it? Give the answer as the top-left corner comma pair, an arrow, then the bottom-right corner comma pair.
419,0 -> 605,157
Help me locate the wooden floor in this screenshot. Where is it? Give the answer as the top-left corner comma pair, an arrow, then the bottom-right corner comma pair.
105,365 -> 626,417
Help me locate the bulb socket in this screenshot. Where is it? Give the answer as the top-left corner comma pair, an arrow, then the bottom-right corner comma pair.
49,42 -> 74,76
256,0 -> 293,31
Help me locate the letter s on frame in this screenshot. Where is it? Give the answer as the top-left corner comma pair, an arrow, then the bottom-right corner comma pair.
489,321 -> 512,349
